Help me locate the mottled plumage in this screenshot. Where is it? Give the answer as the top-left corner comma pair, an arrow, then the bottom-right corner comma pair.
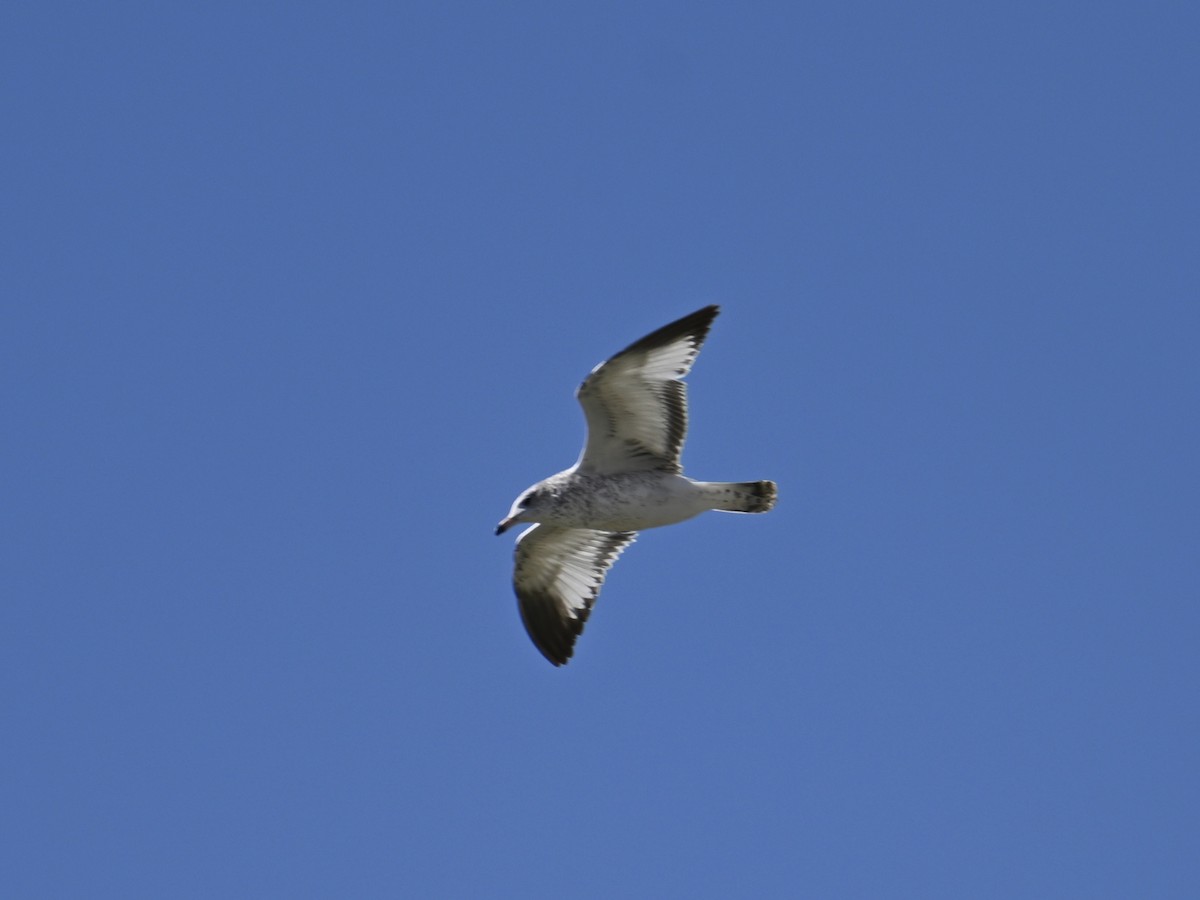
496,306 -> 777,666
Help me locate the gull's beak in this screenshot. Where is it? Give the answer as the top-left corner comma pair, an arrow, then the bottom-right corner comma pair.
495,517 -> 516,536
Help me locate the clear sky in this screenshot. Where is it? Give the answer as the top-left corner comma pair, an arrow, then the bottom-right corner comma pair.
3,2 -> 1197,897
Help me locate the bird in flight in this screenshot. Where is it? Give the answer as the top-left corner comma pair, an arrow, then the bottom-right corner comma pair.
496,305 -> 777,665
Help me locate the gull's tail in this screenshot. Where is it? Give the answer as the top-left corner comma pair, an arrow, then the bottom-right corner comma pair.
703,480 -> 778,514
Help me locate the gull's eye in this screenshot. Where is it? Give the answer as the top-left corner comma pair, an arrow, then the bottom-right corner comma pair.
519,492 -> 537,508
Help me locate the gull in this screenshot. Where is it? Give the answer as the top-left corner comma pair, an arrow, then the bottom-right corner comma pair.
496,305 -> 778,666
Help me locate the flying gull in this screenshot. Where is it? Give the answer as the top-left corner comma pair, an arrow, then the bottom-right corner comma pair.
496,305 -> 778,665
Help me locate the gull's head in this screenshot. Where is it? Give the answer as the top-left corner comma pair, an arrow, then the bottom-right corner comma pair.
495,486 -> 545,536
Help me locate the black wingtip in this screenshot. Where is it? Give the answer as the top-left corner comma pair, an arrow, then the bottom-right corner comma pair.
616,304 -> 721,360
676,304 -> 720,334
517,590 -> 583,667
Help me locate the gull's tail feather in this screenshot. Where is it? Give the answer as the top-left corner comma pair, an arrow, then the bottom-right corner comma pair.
704,480 -> 778,514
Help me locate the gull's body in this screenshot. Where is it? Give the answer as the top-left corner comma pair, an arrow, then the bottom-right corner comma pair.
503,470 -> 737,532
496,305 -> 777,665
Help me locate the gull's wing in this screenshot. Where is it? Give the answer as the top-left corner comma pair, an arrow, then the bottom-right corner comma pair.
513,525 -> 637,666
575,305 -> 719,475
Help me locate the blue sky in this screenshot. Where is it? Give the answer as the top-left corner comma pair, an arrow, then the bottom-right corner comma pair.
3,2 -> 1197,897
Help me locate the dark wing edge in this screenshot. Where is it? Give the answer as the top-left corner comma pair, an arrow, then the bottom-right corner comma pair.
602,304 -> 720,370
514,527 -> 638,666
576,305 -> 720,473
